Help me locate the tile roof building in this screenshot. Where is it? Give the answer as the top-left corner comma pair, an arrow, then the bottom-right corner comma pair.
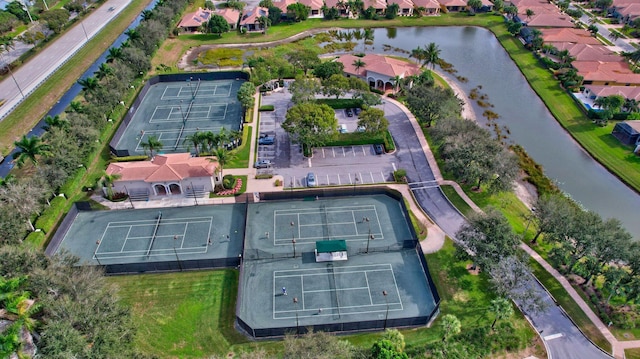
336,54 -> 421,91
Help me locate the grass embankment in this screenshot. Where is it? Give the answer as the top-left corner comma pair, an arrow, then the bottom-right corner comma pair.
109,237 -> 542,358
226,126 -> 252,168
0,0 -> 153,155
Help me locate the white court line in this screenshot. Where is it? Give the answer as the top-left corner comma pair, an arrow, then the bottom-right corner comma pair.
275,266 -> 393,277
369,172 -> 374,183
180,223 -> 188,248
352,211 -> 358,235
303,286 -> 370,293
274,205 -> 377,215
300,275 -> 305,310
121,226 -> 134,252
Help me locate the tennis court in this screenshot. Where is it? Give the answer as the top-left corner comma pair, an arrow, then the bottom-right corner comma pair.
53,204 -> 246,268
237,193 -> 440,337
113,78 -> 245,155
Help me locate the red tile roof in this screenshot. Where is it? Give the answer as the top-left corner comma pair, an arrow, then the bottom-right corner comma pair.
412,0 -> 441,8
525,13 -> 574,27
273,0 -> 296,12
337,54 -> 422,78
573,61 -> 640,84
585,85 -> 640,101
240,7 -> 269,26
540,28 -> 601,45
438,0 -> 468,7
388,0 -> 414,9
178,8 -> 213,28
299,0 -> 324,10
215,8 -> 241,26
554,43 -> 622,62
363,0 -> 387,9
106,154 -> 218,183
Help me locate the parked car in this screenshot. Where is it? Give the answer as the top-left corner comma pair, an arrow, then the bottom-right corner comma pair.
254,159 -> 272,168
338,124 -> 348,134
258,136 -> 275,145
356,126 -> 366,132
374,144 -> 385,155
345,108 -> 354,117
354,107 -> 361,116
306,172 -> 317,187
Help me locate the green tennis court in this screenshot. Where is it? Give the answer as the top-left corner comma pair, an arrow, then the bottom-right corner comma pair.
114,78 -> 245,155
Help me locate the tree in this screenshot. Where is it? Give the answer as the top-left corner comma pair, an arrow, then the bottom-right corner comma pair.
267,5 -> 283,24
440,314 -> 461,341
141,135 -> 163,157
489,256 -> 548,314
456,208 -> 519,269
603,266 -> 629,303
211,147 -> 236,178
287,50 -> 320,75
282,102 -> 338,152
12,135 -> 51,168
94,63 -> 113,79
0,12 -> 19,33
313,61 -> 344,80
406,83 -> 461,127
286,3 -> 310,21
322,74 -> 350,99
237,81 -> 256,116
503,5 -> 518,19
423,42 -> 441,70
257,15 -> 271,34
207,14 -> 230,36
493,0 -> 504,12
588,24 -> 599,36
371,339 -> 408,359
43,115 -> 69,131
282,331 -> 355,359
467,0 -> 482,13
101,172 -> 121,200
77,76 -> 100,95
385,3 -> 399,19
357,107 -> 388,133
40,8 -> 70,33
525,8 -> 534,20
183,131 -> 207,155
352,58 -> 366,74
258,0 -> 273,7
595,0 -> 613,11
106,46 -> 124,62
531,194 -> 575,243
489,297 -> 514,329
6,1 -> 30,23
507,20 -> 522,35
289,75 -> 321,104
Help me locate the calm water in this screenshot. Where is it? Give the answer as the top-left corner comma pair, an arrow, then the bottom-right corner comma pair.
364,26 -> 640,239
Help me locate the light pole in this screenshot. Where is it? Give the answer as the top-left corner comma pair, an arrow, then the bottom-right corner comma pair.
293,297 -> 299,336
0,52 -> 24,98
291,221 -> 296,258
382,290 -> 389,330
173,235 -> 183,271
80,21 -> 89,40
353,175 -> 359,194
190,181 -> 198,206
367,234 -> 374,254
187,76 -> 194,99
290,178 -> 294,197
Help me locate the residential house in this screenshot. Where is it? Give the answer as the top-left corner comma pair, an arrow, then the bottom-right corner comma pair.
572,60 -> 640,86
387,0 -> 414,16
336,54 -> 421,91
437,0 -> 467,12
554,43 -> 622,63
105,153 -> 220,199
240,6 -> 269,32
273,0 -> 297,18
583,85 -> 640,103
299,0 -> 324,17
363,0 -> 387,14
411,0 -> 441,15
521,12 -> 574,27
324,0 -> 350,17
610,0 -> 640,24
215,8 -> 241,30
178,7 -> 213,32
540,28 -> 601,46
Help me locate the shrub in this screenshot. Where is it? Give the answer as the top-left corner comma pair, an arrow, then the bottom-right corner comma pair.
59,167 -> 86,196
110,155 -> 149,162
223,174 -> 235,189
35,196 -> 68,233
259,105 -> 274,111
315,98 -> 363,109
611,310 -> 639,329
25,231 -> 46,246
274,179 -> 282,186
255,173 -> 274,179
393,169 -> 407,183
383,130 -> 395,151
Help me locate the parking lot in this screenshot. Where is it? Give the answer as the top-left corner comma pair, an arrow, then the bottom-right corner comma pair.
257,90 -> 397,188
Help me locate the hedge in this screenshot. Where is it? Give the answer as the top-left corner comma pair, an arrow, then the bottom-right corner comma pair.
35,196 -> 68,234
325,131 -> 385,146
110,155 -> 149,162
24,231 -> 46,246
259,105 -> 274,111
315,98 -> 363,109
59,167 -> 87,196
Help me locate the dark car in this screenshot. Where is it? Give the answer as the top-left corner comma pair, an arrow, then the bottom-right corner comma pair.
354,107 -> 361,116
374,144 -> 384,155
258,136 -> 275,145
345,108 -> 354,117
254,159 -> 272,168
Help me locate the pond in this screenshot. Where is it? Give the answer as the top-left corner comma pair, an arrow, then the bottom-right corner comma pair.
357,26 -> 640,239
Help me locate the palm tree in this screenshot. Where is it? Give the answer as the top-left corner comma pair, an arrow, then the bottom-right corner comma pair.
229,129 -> 243,148
525,8 -> 534,20
467,0 -> 482,13
541,44 -> 555,55
489,297 -> 514,329
424,42 -> 441,70
183,131 -> 206,155
102,172 -> 121,200
141,136 -> 163,157
217,127 -> 230,148
94,63 -> 113,79
141,9 -> 154,21
125,28 -> 141,41
257,16 -> 271,34
0,277 -> 41,358
106,47 -> 124,62
77,76 -> 100,93
557,49 -> 574,64
411,46 -> 427,65
353,58 -> 366,74
67,101 -> 84,113
211,147 -> 237,178
391,75 -> 403,95
12,135 -> 51,168
624,98 -> 639,113
43,115 -> 69,131
203,131 -> 219,153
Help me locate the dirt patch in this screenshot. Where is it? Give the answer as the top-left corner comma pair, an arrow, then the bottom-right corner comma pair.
466,263 -> 481,275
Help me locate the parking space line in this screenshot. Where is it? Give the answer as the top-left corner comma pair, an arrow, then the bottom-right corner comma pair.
325,174 -> 330,186
337,175 -> 341,185
380,171 -> 385,182
342,147 -> 346,157
369,172 -> 374,183
361,146 -> 366,156
352,147 -> 356,156
332,148 -> 336,157
322,148 -> 325,158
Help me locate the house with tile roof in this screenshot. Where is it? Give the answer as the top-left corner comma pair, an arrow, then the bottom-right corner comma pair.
438,0 -> 467,12
388,0 -> 414,16
583,85 -> 640,103
240,6 -> 269,32
178,7 -> 213,32
336,54 -> 421,91
610,0 -> 640,24
554,43 -> 622,63
272,0 -> 297,14
573,60 -> 640,86
540,28 -> 601,45
299,0 -> 324,17
363,0 -> 387,13
215,8 -> 242,30
411,0 -> 441,15
522,12 -> 574,27
105,153 -> 220,198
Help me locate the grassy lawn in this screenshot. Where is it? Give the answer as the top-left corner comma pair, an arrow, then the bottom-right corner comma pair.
627,348 -> 640,359
440,185 -> 473,217
0,0 -> 153,155
107,270 -> 249,358
226,126 -> 252,169
528,258 -> 612,353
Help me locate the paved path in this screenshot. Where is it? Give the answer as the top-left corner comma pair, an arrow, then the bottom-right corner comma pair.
0,0 -> 133,121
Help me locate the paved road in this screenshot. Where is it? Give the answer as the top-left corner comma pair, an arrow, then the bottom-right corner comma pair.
573,7 -> 636,53
0,0 -> 133,121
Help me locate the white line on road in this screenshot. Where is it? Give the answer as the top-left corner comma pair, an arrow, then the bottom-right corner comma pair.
543,333 -> 564,341
392,162 -> 397,172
